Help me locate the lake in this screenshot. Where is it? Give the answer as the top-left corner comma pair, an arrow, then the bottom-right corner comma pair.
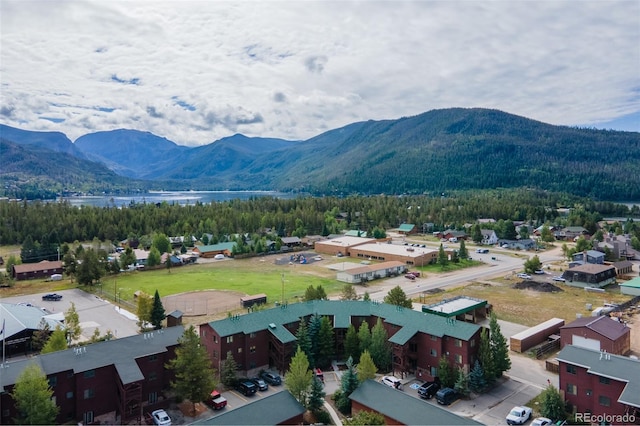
58,191 -> 301,208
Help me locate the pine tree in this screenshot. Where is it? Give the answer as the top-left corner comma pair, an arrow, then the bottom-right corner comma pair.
362,292 -> 371,301
336,356 -> 359,414
307,313 -> 322,367
341,283 -> 359,300
472,224 -> 483,243
295,318 -> 313,366
31,318 -> 51,352
438,356 -> 456,388
41,326 -> 68,354
344,324 -> 360,364
166,325 -> 217,416
478,328 -> 495,384
11,364 -> 59,425
383,285 -> 412,308
150,289 -> 166,330
307,373 -> 326,414
356,350 -> 377,383
454,367 -> 469,397
369,318 -> 391,372
489,312 -> 511,378
468,360 -> 487,393
438,244 -> 449,269
358,321 -> 371,355
220,350 -> 239,388
458,239 -> 468,259
64,302 -> 81,344
317,316 -> 335,369
285,347 -> 313,406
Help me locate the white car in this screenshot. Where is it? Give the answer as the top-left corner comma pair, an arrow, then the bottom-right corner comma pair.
552,276 -> 566,282
516,273 -> 532,279
151,409 -> 172,426
506,406 -> 532,425
531,417 -> 553,426
214,253 -> 225,260
380,375 -> 402,389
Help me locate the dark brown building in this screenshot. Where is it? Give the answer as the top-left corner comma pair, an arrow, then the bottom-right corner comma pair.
199,300 -> 482,381
12,260 -> 63,281
560,316 -> 631,355
0,326 -> 183,425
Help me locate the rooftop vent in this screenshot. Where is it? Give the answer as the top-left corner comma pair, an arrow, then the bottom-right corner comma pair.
268,323 -> 276,329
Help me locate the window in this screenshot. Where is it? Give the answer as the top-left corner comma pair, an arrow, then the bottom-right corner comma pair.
250,332 -> 256,338
148,372 -> 157,381
83,411 -> 94,424
3,409 -> 10,418
566,365 -> 576,374
455,339 -> 463,347
84,389 -> 95,399
250,346 -> 256,353
84,370 -> 95,378
213,335 -> 218,343
430,366 -> 437,377
470,339 -> 476,347
148,392 -> 158,404
599,376 -> 610,385
201,330 -> 206,337
48,376 -> 57,387
66,391 -> 73,399
149,354 -> 158,361
598,395 -> 611,407
238,347 -> 242,353
454,354 -> 462,364
67,371 -> 74,378
226,336 -> 233,343
566,384 -> 577,395
430,335 -> 437,341
586,389 -> 592,396
430,349 -> 437,357
409,342 -> 417,352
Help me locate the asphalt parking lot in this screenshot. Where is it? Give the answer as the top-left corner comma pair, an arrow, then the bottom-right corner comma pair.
2,288 -> 140,342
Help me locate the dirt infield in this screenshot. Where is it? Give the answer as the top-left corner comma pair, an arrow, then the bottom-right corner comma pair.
162,290 -> 246,317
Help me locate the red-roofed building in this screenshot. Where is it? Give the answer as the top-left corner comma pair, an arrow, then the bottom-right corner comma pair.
560,316 -> 631,355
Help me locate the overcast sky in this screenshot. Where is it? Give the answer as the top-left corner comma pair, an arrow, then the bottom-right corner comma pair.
1,0 -> 638,146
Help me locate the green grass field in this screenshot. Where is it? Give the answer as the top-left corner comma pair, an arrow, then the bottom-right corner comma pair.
99,259 -> 344,305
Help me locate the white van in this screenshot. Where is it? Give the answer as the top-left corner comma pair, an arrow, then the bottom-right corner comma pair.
448,237 -> 458,243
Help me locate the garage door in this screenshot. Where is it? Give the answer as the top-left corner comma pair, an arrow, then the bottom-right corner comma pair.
572,335 -> 601,351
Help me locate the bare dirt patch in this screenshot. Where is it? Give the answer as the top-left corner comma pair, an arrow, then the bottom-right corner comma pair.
162,290 -> 245,317
512,280 -> 564,292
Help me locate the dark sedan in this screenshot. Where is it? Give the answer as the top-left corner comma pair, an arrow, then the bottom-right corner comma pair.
42,293 -> 63,301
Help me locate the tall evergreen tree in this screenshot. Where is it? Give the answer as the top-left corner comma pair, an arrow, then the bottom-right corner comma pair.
356,350 -> 378,383
344,324 -> 360,363
285,347 -> 313,406
340,283 -> 359,300
31,319 -> 51,352
336,356 -> 359,414
11,364 -> 59,425
383,285 -> 412,308
369,318 -> 391,372
478,328 -> 495,384
317,316 -> 335,369
458,239 -> 468,259
357,321 -> 371,355
307,313 -> 322,365
472,224 -> 483,243
438,244 -> 449,269
454,367 -> 469,397
40,326 -> 68,354
468,360 -> 487,393
220,350 -> 239,388
489,312 -> 511,378
166,325 -> 217,416
307,372 -> 326,415
295,318 -> 313,366
540,384 -> 565,421
150,289 -> 166,330
437,356 -> 456,388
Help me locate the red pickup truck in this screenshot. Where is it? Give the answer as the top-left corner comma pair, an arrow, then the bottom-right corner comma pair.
204,390 -> 227,410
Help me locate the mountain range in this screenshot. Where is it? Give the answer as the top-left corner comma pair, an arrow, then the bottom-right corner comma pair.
1,108 -> 639,200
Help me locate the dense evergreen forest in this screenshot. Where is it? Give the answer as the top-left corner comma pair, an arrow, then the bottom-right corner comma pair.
2,190 -> 639,260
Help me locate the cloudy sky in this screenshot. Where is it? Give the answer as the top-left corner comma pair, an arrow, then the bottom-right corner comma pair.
1,1 -> 638,146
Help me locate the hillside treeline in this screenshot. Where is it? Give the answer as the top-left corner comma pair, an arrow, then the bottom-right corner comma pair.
1,189 -> 637,249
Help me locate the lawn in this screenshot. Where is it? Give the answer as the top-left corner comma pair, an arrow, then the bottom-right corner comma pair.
416,277 -> 633,326
97,257 -> 344,305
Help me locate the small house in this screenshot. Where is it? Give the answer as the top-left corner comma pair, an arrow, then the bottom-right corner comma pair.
560,316 -> 631,355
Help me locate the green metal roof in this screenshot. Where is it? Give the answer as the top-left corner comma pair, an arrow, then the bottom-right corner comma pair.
207,300 -> 480,344
398,223 -> 415,232
350,380 -> 483,425
192,391 -> 305,425
620,276 -> 640,289
195,242 -> 236,253
345,230 -> 368,237
557,345 -> 640,408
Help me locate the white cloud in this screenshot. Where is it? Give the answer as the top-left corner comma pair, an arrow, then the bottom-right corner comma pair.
1,0 -> 638,146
